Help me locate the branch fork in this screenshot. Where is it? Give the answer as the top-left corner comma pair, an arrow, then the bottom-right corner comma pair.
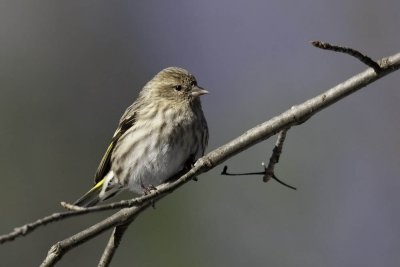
221,128 -> 296,190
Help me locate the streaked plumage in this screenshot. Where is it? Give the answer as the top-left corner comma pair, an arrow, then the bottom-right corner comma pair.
74,67 -> 208,207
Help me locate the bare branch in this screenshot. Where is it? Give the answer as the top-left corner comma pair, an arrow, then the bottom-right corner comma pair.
263,128 -> 290,182
221,166 -> 264,176
0,210 -> 81,244
311,41 -> 382,72
221,128 -> 296,190
0,197 -> 146,244
39,205 -> 150,267
98,224 -> 130,267
1,47 -> 399,267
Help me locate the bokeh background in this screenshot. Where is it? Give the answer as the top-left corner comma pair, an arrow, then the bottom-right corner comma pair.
1,0 -> 399,266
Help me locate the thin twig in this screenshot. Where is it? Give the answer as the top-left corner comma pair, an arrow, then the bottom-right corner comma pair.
0,210 -> 82,244
222,165 -> 296,190
263,128 -> 290,182
98,223 -> 130,267
221,128 -> 295,190
0,196 -> 149,244
221,166 -> 264,176
311,41 -> 382,73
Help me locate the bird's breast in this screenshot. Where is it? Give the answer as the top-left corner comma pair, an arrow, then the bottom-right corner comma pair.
111,106 -> 203,194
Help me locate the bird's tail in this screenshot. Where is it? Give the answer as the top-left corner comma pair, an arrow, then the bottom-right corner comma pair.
73,172 -> 121,207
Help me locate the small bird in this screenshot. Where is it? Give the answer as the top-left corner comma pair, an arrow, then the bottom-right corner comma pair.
74,67 -> 209,207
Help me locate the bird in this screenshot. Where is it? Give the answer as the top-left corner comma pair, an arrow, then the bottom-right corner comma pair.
73,67 -> 209,207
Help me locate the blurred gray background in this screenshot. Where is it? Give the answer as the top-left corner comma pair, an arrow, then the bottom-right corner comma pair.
1,0 -> 399,266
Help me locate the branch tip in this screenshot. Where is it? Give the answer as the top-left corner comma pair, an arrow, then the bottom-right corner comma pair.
265,173 -> 297,190
60,202 -> 86,211
221,165 -> 228,175
311,40 -> 382,72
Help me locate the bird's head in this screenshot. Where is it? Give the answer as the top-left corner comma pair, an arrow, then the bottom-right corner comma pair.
144,67 -> 208,104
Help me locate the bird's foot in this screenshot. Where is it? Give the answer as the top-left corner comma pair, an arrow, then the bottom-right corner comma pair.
141,183 -> 157,195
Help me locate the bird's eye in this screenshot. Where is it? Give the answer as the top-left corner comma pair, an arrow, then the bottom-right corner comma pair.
174,85 -> 182,91
190,80 -> 197,87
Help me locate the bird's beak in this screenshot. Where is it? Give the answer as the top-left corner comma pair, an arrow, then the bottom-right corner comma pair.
191,86 -> 209,97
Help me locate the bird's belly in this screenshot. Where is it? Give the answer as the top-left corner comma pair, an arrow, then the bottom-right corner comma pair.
121,133 -> 190,194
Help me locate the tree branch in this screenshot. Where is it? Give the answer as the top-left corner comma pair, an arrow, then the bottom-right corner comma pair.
1,44 -> 399,267
38,50 -> 400,266
0,197 -> 148,244
263,128 -> 290,182
221,128 -> 296,190
311,41 -> 382,72
39,204 -> 150,267
98,223 -> 130,267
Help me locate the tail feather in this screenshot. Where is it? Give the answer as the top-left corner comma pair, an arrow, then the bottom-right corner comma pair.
74,172 -> 121,207
73,179 -> 104,207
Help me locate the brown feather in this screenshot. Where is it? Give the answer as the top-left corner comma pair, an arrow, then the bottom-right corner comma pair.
94,113 -> 136,183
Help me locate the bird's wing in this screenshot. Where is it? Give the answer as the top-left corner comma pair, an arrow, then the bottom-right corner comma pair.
94,110 -> 136,183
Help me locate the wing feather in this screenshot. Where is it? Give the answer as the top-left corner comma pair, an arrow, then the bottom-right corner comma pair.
94,111 -> 136,183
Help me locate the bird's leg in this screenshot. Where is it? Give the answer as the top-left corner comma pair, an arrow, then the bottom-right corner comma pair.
184,153 -> 198,181
184,153 -> 196,170
139,179 -> 157,208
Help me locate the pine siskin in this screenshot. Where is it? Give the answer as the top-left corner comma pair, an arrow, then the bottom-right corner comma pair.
74,67 -> 209,207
